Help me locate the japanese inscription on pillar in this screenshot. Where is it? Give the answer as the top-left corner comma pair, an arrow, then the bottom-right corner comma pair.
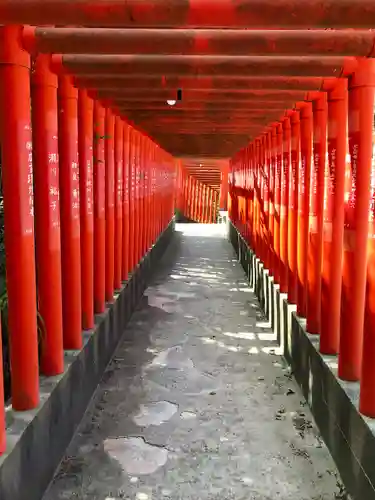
86,145 -> 93,217
23,124 -> 35,235
48,134 -> 60,228
72,153 -> 80,220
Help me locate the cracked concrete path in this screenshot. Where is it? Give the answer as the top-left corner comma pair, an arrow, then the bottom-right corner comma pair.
44,224 -> 347,500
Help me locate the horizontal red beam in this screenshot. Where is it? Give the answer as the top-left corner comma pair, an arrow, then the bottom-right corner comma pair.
125,116 -> 283,124
102,89 -> 306,101
118,103 -> 293,112
135,120 -> 271,127
3,1 -> 375,28
77,76 -> 333,91
26,28 -> 375,57
55,55 -> 353,78
152,131 -> 255,135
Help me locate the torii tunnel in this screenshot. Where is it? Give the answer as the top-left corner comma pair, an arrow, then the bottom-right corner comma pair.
1,2 -> 375,499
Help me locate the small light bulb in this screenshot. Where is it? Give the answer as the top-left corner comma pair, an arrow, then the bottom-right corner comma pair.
167,100 -> 176,106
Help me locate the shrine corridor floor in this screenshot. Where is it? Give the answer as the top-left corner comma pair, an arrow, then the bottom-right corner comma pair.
44,224 -> 347,500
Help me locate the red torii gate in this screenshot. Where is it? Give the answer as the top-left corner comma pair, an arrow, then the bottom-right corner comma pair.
0,0 -> 375,466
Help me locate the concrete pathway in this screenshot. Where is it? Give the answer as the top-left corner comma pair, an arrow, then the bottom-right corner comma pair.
44,224 -> 347,500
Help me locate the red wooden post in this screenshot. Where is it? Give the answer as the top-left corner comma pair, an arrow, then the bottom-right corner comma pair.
297,102 -> 313,318
134,131 -> 141,263
183,172 -> 189,217
280,117 -> 290,293
253,143 -> 260,256
208,188 -> 213,223
205,185 -> 210,223
148,143 -> 153,243
203,184 -> 205,224
144,140 -> 151,250
93,101 -> 106,313
78,89 -> 94,329
201,184 -> 205,223
206,185 -> 210,223
129,128 -> 137,270
288,111 -> 300,304
306,94 -> 327,334
268,131 -> 275,275
198,182 -> 203,223
361,129 -> 375,415
188,176 -> 193,221
320,80 -> 347,354
254,144 -> 261,258
220,163 -> 229,211
139,135 -> 146,256
58,75 -> 82,350
249,145 -> 255,250
191,178 -> 196,221
263,141 -> 268,257
151,144 -> 157,239
122,123 -> 130,282
32,54 -> 64,375
0,26 -> 39,409
143,137 -> 149,252
105,107 -> 115,301
260,137 -> 269,269
339,59 -> 375,381
196,181 -> 201,223
273,123 -> 283,284
114,116 -> 123,289
134,131 -> 141,266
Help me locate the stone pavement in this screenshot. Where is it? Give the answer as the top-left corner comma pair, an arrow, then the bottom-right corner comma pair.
44,224 -> 348,500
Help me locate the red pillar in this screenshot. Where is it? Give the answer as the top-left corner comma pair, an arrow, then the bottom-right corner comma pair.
122,123 -> 130,282
144,140 -> 151,250
202,185 -> 206,223
32,54 -> 64,375
58,75 -> 82,350
191,178 -> 197,221
201,183 -> 205,223
247,145 -> 254,249
139,135 -> 146,256
268,131 -> 275,275
255,143 -> 261,260
105,107 -> 115,300
93,101 -> 106,313
254,143 -> 262,259
188,176 -> 193,221
339,60 -> 375,381
320,80 -> 347,355
297,103 -> 313,318
0,26 -> 39,409
129,128 -> 137,270
183,173 -> 189,218
360,62 -> 375,411
196,182 -> 201,222
208,188 -> 213,223
206,187 -> 210,223
197,182 -> 202,222
288,111 -> 300,304
280,117 -> 290,293
260,137 -> 268,269
114,116 -> 124,289
307,94 -> 327,334
361,140 -> 375,415
134,132 -> 141,263
78,89 -> 94,329
273,124 -> 282,284
151,146 -> 157,237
